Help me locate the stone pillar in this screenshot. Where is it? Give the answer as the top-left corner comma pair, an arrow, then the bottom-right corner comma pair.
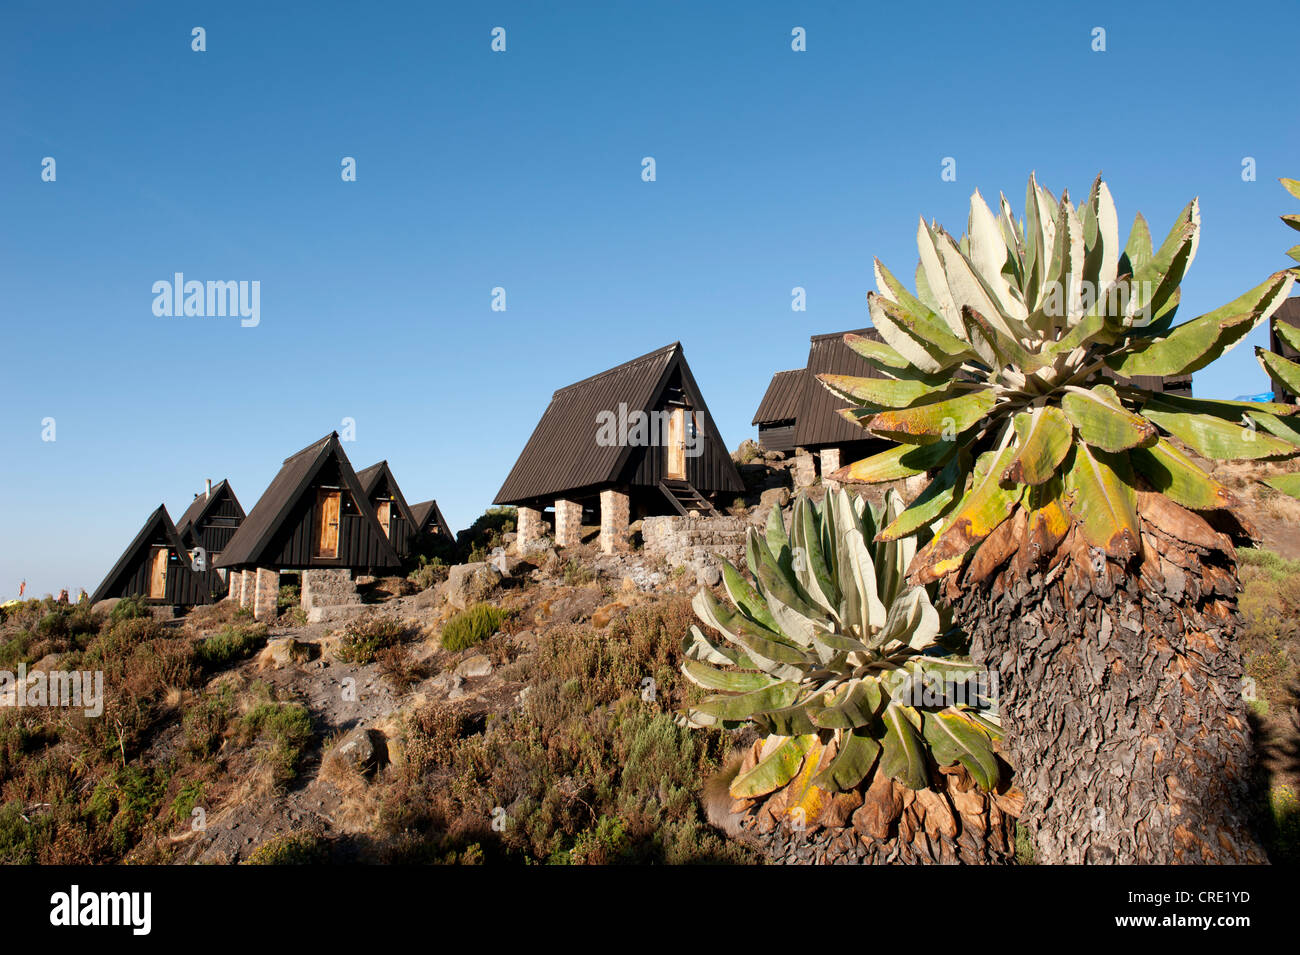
238,570 -> 255,609
555,498 -> 583,548
253,567 -> 279,622
793,451 -> 817,489
820,447 -> 842,490
227,570 -> 243,603
599,487 -> 631,554
516,506 -> 543,551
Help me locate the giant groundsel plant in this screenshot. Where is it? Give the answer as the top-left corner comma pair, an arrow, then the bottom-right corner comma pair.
682,489 -> 1002,802
819,173 -> 1299,580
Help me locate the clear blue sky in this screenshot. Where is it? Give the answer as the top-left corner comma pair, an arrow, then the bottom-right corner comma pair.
2,1 -> 1296,597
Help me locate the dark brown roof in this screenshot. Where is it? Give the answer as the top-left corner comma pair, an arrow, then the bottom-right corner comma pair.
1270,298 -> 1300,398
90,504 -> 219,605
494,342 -> 743,504
1276,297 -> 1300,329
792,329 -> 887,448
174,478 -> 243,540
409,499 -> 453,538
752,369 -> 805,425
356,460 -> 418,530
215,433 -> 399,569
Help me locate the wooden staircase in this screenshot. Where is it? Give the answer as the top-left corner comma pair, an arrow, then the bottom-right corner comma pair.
659,479 -> 716,517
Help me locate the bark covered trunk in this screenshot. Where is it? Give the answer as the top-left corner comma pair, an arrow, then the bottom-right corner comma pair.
945,496 -> 1267,864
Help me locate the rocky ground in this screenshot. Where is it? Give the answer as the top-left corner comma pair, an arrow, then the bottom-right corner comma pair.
164,543 -> 701,864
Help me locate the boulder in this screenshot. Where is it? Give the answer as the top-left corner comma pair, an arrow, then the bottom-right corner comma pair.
454,654 -> 493,679
443,562 -> 503,610
759,487 -> 791,510
430,671 -> 464,698
695,563 -> 722,588
263,637 -> 317,668
91,598 -> 121,617
331,727 -> 386,775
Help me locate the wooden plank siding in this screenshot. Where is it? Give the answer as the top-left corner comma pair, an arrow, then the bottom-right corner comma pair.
494,343 -> 744,508
215,432 -> 400,572
91,505 -> 224,605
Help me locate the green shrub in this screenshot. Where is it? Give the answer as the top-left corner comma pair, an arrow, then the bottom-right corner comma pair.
440,603 -> 508,652
276,581 -> 301,613
334,617 -> 411,665
457,506 -> 517,562
193,624 -> 268,671
237,696 -> 314,786
1264,784 -> 1300,865
182,684 -> 236,759
87,766 -> 170,856
109,595 -> 150,624
408,555 -> 448,591
170,780 -> 206,826
0,800 -> 54,864
245,832 -> 329,864
562,560 -> 594,586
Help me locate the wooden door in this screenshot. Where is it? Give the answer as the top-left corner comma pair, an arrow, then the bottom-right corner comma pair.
375,500 -> 392,538
148,546 -> 169,599
314,489 -> 342,558
667,407 -> 686,480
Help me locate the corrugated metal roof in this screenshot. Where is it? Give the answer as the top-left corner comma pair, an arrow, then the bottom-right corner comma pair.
174,479 -> 243,541
494,342 -> 743,504
752,368 -> 805,425
90,504 -> 216,605
216,433 -> 399,569
793,328 -> 888,448
356,460 -> 418,531
409,499 -> 453,539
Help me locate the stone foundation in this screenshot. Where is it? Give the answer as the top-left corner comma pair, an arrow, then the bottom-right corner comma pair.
226,570 -> 244,604
599,487 -> 630,554
793,451 -> 817,489
555,498 -> 583,548
516,506 -> 543,551
642,514 -> 749,580
301,568 -> 363,624
820,447 -> 842,490
253,568 -> 279,622
238,570 -> 255,609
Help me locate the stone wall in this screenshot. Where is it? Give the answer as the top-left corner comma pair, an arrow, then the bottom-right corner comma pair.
642,514 -> 749,582
301,568 -> 362,624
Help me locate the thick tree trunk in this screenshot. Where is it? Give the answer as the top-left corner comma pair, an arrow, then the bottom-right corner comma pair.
946,500 -> 1267,864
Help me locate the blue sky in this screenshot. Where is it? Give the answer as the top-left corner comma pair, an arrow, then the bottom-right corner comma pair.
2,1 -> 1297,597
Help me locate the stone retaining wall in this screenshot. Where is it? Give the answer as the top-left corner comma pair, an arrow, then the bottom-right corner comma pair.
642,514 -> 749,578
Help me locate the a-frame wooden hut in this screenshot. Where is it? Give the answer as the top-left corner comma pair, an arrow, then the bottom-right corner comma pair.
355,460 -> 419,558
90,505 -> 224,607
216,432 -> 400,620
174,478 -> 245,574
409,499 -> 454,545
751,368 -> 804,454
494,342 -> 744,553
